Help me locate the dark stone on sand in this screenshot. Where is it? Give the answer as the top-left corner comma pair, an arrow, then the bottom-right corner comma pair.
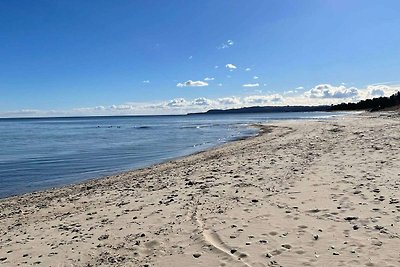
230,249 -> 237,254
281,244 -> 292,249
193,253 -> 201,258
344,216 -> 358,221
0,257 -> 7,261
251,199 -> 259,203
308,209 -> 320,213
98,234 -> 109,241
353,225 -> 359,230
371,240 -> 383,246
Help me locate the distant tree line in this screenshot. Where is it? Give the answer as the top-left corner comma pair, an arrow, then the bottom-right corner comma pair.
187,91 -> 400,115
330,91 -> 400,111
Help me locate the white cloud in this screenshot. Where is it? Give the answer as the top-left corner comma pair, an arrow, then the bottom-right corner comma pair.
245,68 -> 251,71
3,83 -> 398,118
166,98 -> 187,107
243,83 -> 260,88
177,80 -> 209,87
362,84 -> 399,99
188,56 -> 193,60
253,76 -> 259,80
218,83 -> 223,87
192,97 -> 214,106
296,86 -> 304,90
290,83 -> 399,106
225,63 -> 237,70
217,97 -> 241,105
370,88 -> 385,97
142,80 -> 150,84
204,77 -> 215,81
244,94 -> 283,104
217,40 -> 234,49
214,65 -> 219,69
306,84 -> 359,99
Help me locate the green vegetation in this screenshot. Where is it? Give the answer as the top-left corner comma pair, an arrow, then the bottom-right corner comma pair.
331,92 -> 400,111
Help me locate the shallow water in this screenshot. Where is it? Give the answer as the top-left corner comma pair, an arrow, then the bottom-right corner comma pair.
0,112 -> 342,198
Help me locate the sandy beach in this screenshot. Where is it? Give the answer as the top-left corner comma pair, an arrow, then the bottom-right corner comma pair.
0,113 -> 399,267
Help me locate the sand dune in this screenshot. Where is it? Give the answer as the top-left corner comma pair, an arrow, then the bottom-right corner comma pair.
0,113 -> 399,266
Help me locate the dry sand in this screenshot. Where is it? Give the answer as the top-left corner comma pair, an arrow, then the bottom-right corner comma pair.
0,113 -> 399,267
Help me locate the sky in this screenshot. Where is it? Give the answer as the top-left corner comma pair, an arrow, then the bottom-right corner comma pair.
0,0 -> 400,117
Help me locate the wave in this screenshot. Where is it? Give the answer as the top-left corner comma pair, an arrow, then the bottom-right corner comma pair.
180,125 -> 213,129
180,123 -> 253,130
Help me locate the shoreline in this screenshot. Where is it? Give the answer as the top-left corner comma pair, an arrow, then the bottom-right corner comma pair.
0,113 -> 342,201
0,122 -> 261,202
0,114 -> 334,202
1,112 -> 399,266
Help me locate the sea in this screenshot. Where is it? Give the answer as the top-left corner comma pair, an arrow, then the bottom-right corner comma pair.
0,112 -> 343,198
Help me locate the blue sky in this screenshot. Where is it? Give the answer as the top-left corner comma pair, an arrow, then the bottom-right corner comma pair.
0,0 -> 399,116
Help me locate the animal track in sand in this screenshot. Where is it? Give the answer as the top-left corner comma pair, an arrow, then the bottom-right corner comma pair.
195,214 -> 252,267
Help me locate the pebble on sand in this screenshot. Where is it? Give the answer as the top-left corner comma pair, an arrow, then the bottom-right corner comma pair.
193,253 -> 201,258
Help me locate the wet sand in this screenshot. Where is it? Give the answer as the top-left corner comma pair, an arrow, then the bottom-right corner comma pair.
0,112 -> 399,267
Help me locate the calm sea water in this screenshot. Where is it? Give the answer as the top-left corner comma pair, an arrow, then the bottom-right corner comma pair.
0,112 -> 342,198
